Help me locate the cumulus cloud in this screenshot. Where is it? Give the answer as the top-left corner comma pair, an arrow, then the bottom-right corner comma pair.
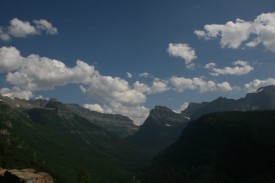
167,43 -> 197,68
133,81 -> 151,93
205,60 -> 254,76
33,19 -> 58,35
8,18 -> 37,38
0,46 -> 23,72
150,78 -> 169,93
6,55 -> 96,91
169,76 -> 233,93
194,12 -> 275,52
83,104 -> 104,113
82,76 -> 146,106
133,78 -> 169,94
0,18 -> 58,41
0,46 -> 148,124
244,78 -> 275,92
0,87 -> 33,100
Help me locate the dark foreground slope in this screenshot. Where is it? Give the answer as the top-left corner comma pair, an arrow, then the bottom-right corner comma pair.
0,101 -> 143,183
141,110 -> 275,183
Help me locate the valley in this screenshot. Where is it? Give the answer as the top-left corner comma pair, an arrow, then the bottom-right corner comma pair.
1,85 -> 275,182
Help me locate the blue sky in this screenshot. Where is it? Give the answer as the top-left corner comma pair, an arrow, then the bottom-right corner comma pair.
1,0 -> 275,124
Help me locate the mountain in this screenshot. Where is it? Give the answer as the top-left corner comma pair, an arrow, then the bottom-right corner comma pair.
183,85 -> 275,119
65,103 -> 138,139
140,110 -> 275,183
0,95 -> 138,139
127,106 -> 190,156
0,100 -> 145,183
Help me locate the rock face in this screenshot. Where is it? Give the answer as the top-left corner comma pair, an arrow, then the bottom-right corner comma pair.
127,106 -> 190,156
0,168 -> 54,183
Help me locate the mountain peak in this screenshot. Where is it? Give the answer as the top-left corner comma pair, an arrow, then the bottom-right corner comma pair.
153,106 -> 173,112
149,106 -> 175,120
256,85 -> 275,93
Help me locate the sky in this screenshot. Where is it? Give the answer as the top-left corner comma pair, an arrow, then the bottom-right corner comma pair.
1,0 -> 275,124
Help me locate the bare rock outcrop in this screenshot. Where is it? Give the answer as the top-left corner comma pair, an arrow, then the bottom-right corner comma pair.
0,168 -> 54,183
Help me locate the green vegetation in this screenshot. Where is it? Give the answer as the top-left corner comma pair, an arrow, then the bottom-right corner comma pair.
2,86 -> 275,183
0,102 -> 141,182
140,110 -> 275,183
78,169 -> 92,183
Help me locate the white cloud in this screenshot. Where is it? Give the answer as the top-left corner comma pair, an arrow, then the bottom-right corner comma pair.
169,76 -> 197,92
150,78 -> 169,94
195,19 -> 252,49
217,82 -> 233,91
133,81 -> 151,93
244,78 -> 275,92
0,18 -> 58,41
173,102 -> 189,113
83,102 -> 150,125
33,19 -> 58,35
0,46 -> 23,72
6,55 -> 96,91
169,76 -> 233,93
8,18 -> 37,37
138,72 -> 150,78
133,78 -> 169,94
126,72 -> 133,78
205,60 -> 254,76
195,12 -> 275,52
0,28 -> 10,41
0,46 -> 148,124
167,43 -> 197,68
0,87 -> 33,100
103,102 -> 149,125
83,104 -> 104,113
83,76 -> 146,106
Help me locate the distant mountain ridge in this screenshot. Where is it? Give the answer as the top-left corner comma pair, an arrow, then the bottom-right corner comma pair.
183,85 -> 275,119
0,95 -> 138,138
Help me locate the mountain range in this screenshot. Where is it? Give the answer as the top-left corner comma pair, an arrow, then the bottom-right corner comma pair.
0,98 -> 144,182
0,96 -> 138,139
1,85 -> 275,182
183,85 -> 275,119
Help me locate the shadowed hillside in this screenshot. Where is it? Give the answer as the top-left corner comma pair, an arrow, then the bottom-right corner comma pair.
140,110 -> 275,183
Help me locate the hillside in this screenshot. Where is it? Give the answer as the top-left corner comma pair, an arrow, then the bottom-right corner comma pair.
0,101 -> 143,183
140,110 -> 275,183
0,95 -> 138,139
